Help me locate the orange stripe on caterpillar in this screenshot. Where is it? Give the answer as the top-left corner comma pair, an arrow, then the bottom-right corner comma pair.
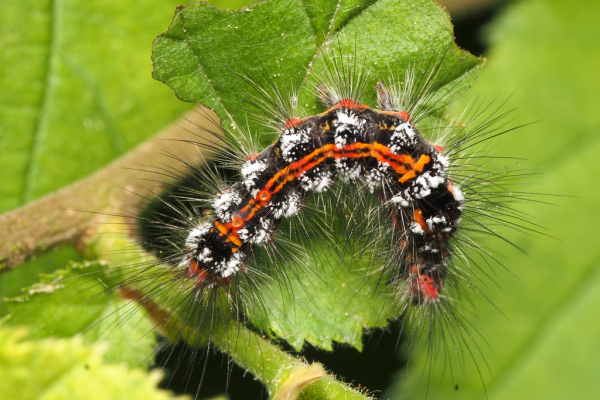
232,142 -> 431,226
413,209 -> 431,234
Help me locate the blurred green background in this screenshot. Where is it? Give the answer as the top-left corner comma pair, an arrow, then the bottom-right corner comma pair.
1,0 -> 599,399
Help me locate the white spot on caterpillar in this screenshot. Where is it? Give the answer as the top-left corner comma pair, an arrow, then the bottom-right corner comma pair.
414,172 -> 445,198
218,251 -> 245,278
336,110 -> 359,129
389,122 -> 417,152
300,170 -> 334,192
238,217 -> 274,244
419,244 -> 439,253
213,189 -> 243,222
186,223 -> 211,249
410,221 -> 425,235
280,127 -> 310,162
436,154 -> 450,170
390,191 -> 411,207
253,217 -> 273,244
452,185 -> 465,202
270,191 -> 302,219
196,247 -> 213,263
335,159 -> 362,181
414,176 -> 432,198
242,159 -> 267,178
237,228 -> 250,241
242,159 -> 267,190
426,215 -> 447,230
364,166 -> 387,192
334,110 -> 363,149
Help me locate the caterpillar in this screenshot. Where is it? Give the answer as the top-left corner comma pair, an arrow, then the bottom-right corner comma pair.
94,51 -> 537,398
183,81 -> 457,305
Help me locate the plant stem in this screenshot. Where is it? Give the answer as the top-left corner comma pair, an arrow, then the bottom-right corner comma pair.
212,322 -> 372,400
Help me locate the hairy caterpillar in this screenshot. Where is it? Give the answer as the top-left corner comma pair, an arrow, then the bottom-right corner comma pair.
91,50 -> 537,398
183,82 -> 457,304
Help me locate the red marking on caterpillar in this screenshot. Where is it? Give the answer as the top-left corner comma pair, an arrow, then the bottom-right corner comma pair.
409,265 -> 440,302
330,98 -> 368,110
284,118 -> 304,128
396,111 -> 411,122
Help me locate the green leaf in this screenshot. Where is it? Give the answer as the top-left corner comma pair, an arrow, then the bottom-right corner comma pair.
82,300 -> 157,368
390,0 -> 600,398
3,261 -> 111,338
0,0 -> 191,214
0,327 -> 188,400
257,251 -> 395,351
2,260 -> 158,368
